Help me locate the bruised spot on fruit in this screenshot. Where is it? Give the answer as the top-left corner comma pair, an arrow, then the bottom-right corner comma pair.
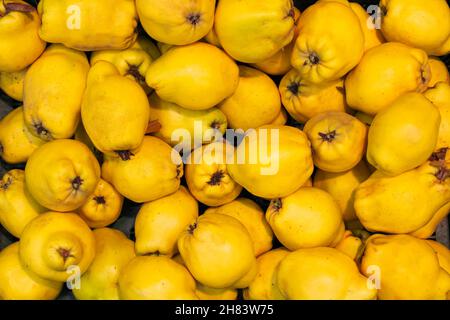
0,142 -> 3,156
71,176 -> 83,191
33,121 -> 51,140
319,130 -> 337,142
287,81 -> 300,96
0,176 -> 12,190
186,13 -> 201,26
93,195 -> 106,205
271,198 -> 282,212
188,222 -> 197,234
208,170 -> 225,186
125,64 -> 146,85
57,247 -> 74,263
429,148 -> 450,182
115,150 -> 134,161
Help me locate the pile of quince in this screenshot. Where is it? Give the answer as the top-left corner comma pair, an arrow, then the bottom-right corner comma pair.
0,0 -> 449,300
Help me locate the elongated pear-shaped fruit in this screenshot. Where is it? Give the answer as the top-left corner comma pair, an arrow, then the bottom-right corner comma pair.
345,43 -> 430,115
23,45 -> 89,140
367,92 -> 440,175
135,186 -> 198,257
145,42 -> 239,110
81,61 -> 150,158
38,0 -> 138,51
355,148 -> 450,234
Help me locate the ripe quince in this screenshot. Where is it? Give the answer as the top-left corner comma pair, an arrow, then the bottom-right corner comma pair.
0,0 -> 45,72
291,1 -> 364,84
38,0 -> 138,50
73,228 -> 135,300
215,0 -> 295,63
367,92 -> 440,175
25,139 -> 100,212
134,186 -> 198,257
345,42 -> 431,115
81,61 -> 150,158
0,169 -> 46,238
23,45 -> 90,140
102,136 -> 183,203
304,112 -> 367,173
136,0 -> 215,46
218,66 -> 281,131
266,187 -> 345,250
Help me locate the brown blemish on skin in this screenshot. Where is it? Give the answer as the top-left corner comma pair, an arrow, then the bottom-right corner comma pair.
33,121 -> 51,139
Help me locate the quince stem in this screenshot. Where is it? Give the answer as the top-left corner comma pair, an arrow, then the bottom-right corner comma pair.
146,120 -> 162,134
1,0 -> 35,17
